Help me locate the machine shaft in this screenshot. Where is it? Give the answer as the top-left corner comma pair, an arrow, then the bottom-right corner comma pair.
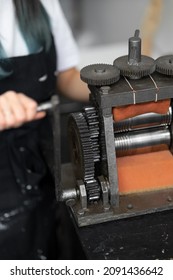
128,29 -> 141,65
115,127 -> 171,152
114,108 -> 172,133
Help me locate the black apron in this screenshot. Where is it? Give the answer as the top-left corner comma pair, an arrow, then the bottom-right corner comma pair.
0,39 -> 57,259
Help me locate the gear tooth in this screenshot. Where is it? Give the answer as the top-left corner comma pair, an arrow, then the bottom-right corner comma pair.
68,111 -> 101,202
156,55 -> 173,76
83,106 -> 101,163
80,63 -> 120,86
68,112 -> 95,182
114,55 -> 155,79
86,180 -> 100,201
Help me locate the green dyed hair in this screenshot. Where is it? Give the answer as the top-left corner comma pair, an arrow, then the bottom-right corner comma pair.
0,42 -> 13,78
13,0 -> 52,53
0,0 -> 52,79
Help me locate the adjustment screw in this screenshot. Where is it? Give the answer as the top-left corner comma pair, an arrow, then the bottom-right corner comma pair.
127,203 -> 133,210
66,199 -> 76,207
167,196 -> 172,202
101,86 -> 111,95
104,204 -> 110,211
77,209 -> 85,216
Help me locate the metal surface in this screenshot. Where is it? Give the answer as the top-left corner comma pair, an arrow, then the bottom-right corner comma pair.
71,188 -> 173,227
61,163 -> 173,228
61,188 -> 77,201
37,97 -> 59,112
114,107 -> 172,132
78,180 -> 87,210
128,30 -> 141,64
102,112 -> 119,206
90,73 -> 173,109
115,126 -> 171,152
98,176 -> 110,210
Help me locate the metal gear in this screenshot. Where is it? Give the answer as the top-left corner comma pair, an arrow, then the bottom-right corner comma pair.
114,55 -> 155,79
83,106 -> 107,162
113,30 -> 155,79
83,106 -> 100,162
68,112 -> 94,181
86,180 -> 100,202
87,106 -> 107,162
68,112 -> 101,202
100,122 -> 107,161
155,55 -> 173,76
80,63 -> 120,86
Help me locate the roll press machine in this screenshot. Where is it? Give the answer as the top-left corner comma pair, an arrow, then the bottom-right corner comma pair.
58,30 -> 173,227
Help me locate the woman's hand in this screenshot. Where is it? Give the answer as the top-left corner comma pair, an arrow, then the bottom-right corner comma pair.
0,91 -> 46,130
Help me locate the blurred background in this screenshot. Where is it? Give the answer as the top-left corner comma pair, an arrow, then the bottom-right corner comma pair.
59,0 -> 173,67
59,0 -> 149,67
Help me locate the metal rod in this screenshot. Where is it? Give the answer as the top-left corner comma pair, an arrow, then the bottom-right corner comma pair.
37,97 -> 59,112
115,126 -> 171,152
114,107 -> 172,133
128,29 -> 141,64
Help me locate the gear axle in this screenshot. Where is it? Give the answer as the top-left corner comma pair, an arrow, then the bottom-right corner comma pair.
114,30 -> 155,79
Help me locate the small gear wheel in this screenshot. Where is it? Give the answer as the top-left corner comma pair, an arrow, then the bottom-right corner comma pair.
113,30 -> 155,79
114,55 -> 155,79
155,55 -> 173,76
80,63 -> 120,86
83,106 -> 100,163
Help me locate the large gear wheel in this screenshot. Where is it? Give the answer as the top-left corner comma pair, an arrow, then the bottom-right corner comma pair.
155,55 -> 173,76
80,63 -> 120,86
68,112 -> 101,202
83,106 -> 107,162
68,112 -> 94,181
83,106 -> 100,162
114,30 -> 155,79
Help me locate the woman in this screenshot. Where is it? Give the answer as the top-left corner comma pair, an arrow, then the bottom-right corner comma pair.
0,0 -> 88,259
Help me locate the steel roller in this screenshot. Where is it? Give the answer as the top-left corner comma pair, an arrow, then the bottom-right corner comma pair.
114,107 -> 172,133
115,126 -> 171,152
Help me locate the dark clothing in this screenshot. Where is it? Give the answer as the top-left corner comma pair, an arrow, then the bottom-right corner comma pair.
0,40 -> 57,259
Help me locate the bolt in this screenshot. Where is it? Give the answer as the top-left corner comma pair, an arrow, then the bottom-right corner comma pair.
127,203 -> 133,210
66,199 -> 76,207
104,203 -> 110,211
95,68 -> 106,74
167,196 -> 172,202
77,209 -> 85,216
101,86 -> 110,95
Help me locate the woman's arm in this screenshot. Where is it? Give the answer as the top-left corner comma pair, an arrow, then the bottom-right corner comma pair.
0,68 -> 88,130
57,67 -> 89,102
